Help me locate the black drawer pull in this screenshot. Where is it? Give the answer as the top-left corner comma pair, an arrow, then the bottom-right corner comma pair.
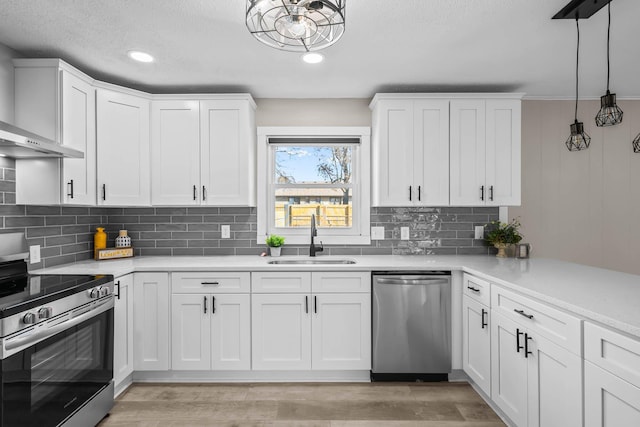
314,295 -> 317,314
525,333 -> 533,358
67,180 -> 74,199
201,282 -> 220,285
102,184 -> 106,201
212,296 -> 216,314
305,296 -> 308,314
467,286 -> 480,293
489,185 -> 494,201
193,185 -> 197,200
480,185 -> 484,201
115,281 -> 121,300
481,308 -> 488,329
514,309 -> 534,319
516,328 -> 524,353
409,186 -> 412,201
204,296 -> 207,314
418,185 -> 421,201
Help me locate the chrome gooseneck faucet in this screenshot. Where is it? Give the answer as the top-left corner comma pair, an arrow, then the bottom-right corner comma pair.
310,214 -> 324,257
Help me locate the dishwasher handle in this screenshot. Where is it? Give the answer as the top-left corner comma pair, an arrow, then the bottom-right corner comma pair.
375,277 -> 450,286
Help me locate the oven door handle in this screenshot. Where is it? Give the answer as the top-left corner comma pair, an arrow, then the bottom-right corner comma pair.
3,298 -> 114,355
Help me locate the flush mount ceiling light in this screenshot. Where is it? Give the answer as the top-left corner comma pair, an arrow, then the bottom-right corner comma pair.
127,50 -> 154,63
246,0 -> 346,52
595,1 -> 623,127
302,52 -> 324,63
565,18 -> 591,152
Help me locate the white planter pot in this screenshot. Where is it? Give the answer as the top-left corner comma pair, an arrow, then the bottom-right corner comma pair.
270,247 -> 282,257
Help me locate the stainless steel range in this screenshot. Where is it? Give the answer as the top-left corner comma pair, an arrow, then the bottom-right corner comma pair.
0,233 -> 114,427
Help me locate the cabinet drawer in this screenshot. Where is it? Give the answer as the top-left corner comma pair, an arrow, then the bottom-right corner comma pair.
491,285 -> 581,354
252,272 -> 312,293
585,322 -> 640,389
171,272 -> 250,293
312,272 -> 370,293
463,273 -> 490,306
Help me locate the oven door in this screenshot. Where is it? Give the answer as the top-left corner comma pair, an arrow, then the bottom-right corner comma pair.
0,304 -> 113,427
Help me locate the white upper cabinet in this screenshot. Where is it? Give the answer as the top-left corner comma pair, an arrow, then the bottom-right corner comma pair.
371,96 -> 449,206
96,88 -> 151,206
13,59 -> 96,205
151,100 -> 201,205
451,98 -> 521,206
150,97 -> 256,206
113,274 -> 134,391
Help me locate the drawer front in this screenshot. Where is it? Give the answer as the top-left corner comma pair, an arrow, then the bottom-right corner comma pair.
585,322 -> 640,389
491,285 -> 581,354
463,273 -> 491,306
252,272 -> 312,293
312,272 -> 371,293
171,272 -> 250,293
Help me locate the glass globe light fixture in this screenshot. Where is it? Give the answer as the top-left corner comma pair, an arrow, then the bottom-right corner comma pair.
246,0 -> 346,52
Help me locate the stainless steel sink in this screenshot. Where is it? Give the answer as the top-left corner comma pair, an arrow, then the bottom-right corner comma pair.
267,259 -> 356,265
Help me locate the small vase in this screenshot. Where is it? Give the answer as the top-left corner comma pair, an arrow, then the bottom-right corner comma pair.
494,243 -> 508,258
115,230 -> 132,248
270,247 -> 281,257
94,227 -> 107,259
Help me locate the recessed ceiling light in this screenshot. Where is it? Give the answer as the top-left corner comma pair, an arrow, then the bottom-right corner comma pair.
128,50 -> 154,63
302,53 -> 324,64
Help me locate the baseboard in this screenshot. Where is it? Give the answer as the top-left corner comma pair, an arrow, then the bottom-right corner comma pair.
466,378 -> 516,427
132,370 -> 371,383
114,374 -> 133,398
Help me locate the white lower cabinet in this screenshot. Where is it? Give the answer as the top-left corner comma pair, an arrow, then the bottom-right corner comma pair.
462,294 -> 491,395
585,361 -> 640,426
171,293 -> 250,370
133,273 -> 170,371
113,274 -> 134,390
491,310 -> 582,427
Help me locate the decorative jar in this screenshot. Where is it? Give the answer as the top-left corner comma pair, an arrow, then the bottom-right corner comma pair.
115,230 -> 132,248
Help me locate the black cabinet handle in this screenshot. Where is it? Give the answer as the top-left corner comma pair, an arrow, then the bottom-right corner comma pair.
201,282 -> 219,285
204,296 -> 207,314
481,308 -> 488,329
193,185 -> 197,201
314,295 -> 317,314
305,296 -> 308,314
102,184 -> 106,201
67,180 -> 74,199
514,309 -> 534,319
467,286 -> 480,293
525,333 -> 533,358
202,186 -> 207,201
516,328 -> 524,353
212,296 -> 216,314
418,185 -> 421,201
489,185 -> 494,201
480,185 -> 485,201
115,280 -> 121,300
409,186 -> 412,201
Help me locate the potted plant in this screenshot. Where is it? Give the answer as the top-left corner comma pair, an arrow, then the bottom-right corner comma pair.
485,219 -> 523,258
265,234 -> 285,257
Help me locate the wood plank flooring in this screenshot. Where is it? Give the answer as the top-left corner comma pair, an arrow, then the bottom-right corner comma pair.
99,383 -> 505,426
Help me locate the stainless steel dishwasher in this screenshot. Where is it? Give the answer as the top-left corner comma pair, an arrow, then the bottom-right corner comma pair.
372,271 -> 451,381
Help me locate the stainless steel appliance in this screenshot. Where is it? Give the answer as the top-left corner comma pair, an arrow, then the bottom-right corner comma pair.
0,120 -> 83,158
0,233 -> 114,427
372,271 -> 451,381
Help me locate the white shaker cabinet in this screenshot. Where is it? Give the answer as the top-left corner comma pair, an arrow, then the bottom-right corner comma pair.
113,274 -> 134,392
462,295 -> 491,395
13,59 -> 96,205
450,99 -> 521,206
133,273 -> 170,371
96,88 -> 150,206
370,96 -> 449,206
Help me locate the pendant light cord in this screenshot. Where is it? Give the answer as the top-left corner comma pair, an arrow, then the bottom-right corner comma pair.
606,1 -> 611,92
575,17 -> 580,122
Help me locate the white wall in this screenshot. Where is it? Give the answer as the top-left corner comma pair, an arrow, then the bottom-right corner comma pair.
255,98 -> 371,126
510,99 -> 640,275
0,43 -> 19,123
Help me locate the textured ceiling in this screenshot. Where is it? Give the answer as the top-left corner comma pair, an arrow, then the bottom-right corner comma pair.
0,0 -> 638,98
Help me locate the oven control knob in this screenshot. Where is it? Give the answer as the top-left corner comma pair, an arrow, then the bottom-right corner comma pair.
99,287 -> 110,297
23,312 -> 37,324
38,307 -> 53,319
88,287 -> 100,299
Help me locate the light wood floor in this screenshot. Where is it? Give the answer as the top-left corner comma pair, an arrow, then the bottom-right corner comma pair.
99,382 -> 505,426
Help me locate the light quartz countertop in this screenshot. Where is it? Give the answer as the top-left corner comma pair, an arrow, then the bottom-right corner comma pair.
32,255 -> 640,339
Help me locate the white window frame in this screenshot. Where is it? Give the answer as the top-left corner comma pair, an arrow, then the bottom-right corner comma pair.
257,126 -> 371,245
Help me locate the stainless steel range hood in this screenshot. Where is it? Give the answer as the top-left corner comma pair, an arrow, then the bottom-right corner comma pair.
0,120 -> 84,159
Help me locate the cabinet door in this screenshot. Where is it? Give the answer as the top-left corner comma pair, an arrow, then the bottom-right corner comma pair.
151,100 -> 201,205
311,293 -> 371,370
462,295 -> 491,396
413,99 -> 450,206
200,100 -> 255,206
113,274 -> 134,388
133,273 -> 170,371
371,100 -> 415,206
527,333 -> 582,427
171,294 -> 211,370
450,100 -> 486,206
211,294 -> 251,370
486,100 -> 521,206
61,71 -> 96,205
491,311 -> 528,427
96,89 -> 150,206
251,293 -> 311,370
585,361 -> 640,427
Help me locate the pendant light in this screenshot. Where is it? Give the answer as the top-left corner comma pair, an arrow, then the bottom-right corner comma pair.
595,1 -> 623,127
633,133 -> 640,153
566,18 -> 591,152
